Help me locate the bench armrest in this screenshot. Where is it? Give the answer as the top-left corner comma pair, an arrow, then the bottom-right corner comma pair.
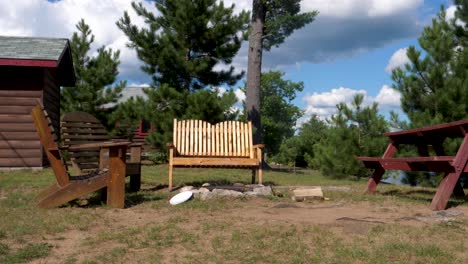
68,141 -> 130,151
253,144 -> 265,149
166,143 -> 175,149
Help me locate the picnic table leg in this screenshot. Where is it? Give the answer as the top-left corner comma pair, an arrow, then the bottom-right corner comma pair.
430,171 -> 463,210
430,135 -> 468,210
365,143 -> 396,193
365,166 -> 385,193
432,141 -> 465,198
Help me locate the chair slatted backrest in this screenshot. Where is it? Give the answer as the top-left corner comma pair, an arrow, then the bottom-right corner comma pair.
61,112 -> 111,173
173,119 -> 253,158
31,103 -> 70,186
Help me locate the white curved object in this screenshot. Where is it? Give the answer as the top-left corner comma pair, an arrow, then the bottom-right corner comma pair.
169,191 -> 193,205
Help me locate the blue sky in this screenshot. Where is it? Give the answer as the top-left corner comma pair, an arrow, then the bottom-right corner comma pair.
0,0 -> 457,121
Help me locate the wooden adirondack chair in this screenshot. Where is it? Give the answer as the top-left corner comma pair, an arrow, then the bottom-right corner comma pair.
31,103 -> 129,208
61,112 -> 142,192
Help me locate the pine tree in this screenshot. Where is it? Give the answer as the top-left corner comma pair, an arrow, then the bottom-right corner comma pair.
246,0 -> 318,143
244,71 -> 303,156
117,1 -> 249,148
391,4 -> 468,186
391,7 -> 468,127
61,19 -> 125,127
117,0 -> 249,91
312,95 -> 388,179
297,115 -> 328,168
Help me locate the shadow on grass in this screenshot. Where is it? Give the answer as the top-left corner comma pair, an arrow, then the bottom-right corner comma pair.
269,167 -> 306,174
64,183 -> 168,209
380,188 -> 468,208
173,179 -> 277,190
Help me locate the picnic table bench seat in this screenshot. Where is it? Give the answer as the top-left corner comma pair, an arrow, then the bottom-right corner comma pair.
167,119 -> 264,191
357,156 -> 463,173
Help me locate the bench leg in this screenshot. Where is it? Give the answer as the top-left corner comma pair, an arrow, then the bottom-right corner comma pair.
168,148 -> 174,192
365,166 -> 385,193
251,169 -> 256,184
258,166 -> 263,185
168,166 -> 173,192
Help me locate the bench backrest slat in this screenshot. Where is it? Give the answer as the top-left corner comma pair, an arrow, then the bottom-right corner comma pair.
173,119 -> 252,157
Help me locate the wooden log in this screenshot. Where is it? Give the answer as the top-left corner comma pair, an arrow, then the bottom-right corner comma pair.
292,187 -> 324,201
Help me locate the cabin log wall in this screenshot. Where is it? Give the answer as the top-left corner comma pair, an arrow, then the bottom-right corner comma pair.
0,67 -> 46,168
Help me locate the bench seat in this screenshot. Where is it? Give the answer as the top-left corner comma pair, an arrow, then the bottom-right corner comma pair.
172,157 -> 260,167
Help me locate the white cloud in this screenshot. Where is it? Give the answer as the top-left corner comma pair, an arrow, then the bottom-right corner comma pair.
446,5 -> 457,21
234,88 -> 246,102
385,48 -> 410,73
374,85 -> 401,108
0,0 -> 425,83
303,85 -> 401,120
127,83 -> 150,88
251,0 -> 423,70
0,0 -> 156,84
446,5 -> 466,27
302,0 -> 422,18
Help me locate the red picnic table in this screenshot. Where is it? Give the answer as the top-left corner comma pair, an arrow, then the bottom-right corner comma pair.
358,119 -> 468,211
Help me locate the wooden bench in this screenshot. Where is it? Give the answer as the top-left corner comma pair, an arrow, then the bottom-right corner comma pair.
61,112 -> 142,192
166,119 -> 264,191
358,119 -> 468,211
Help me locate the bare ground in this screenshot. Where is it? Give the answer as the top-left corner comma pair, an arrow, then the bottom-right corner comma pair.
27,197 -> 468,263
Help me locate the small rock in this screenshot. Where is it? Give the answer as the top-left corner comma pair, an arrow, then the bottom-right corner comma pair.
198,187 -> 210,193
199,191 -> 216,201
432,210 -> 464,218
77,199 -> 89,206
233,182 -> 245,187
244,191 -> 258,196
202,183 -> 210,187
212,189 -> 244,197
179,186 -> 194,193
253,186 -> 273,196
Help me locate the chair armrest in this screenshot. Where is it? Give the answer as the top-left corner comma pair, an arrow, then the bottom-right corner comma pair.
68,141 -> 130,151
253,144 -> 265,149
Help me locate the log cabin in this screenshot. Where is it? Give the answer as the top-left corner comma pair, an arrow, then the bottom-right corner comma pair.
0,36 -> 75,169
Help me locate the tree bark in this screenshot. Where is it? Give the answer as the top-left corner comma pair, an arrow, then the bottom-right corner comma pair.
246,0 -> 265,144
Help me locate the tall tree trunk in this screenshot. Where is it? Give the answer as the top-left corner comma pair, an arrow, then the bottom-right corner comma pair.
246,0 -> 265,144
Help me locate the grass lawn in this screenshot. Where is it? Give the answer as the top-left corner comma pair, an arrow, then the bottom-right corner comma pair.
0,165 -> 467,263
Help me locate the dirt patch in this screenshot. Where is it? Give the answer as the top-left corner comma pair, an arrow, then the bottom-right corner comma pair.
29,197 -> 468,263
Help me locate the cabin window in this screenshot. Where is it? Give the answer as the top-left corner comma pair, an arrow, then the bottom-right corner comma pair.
138,120 -> 151,136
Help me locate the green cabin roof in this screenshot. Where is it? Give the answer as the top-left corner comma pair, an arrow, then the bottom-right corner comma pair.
0,36 -> 69,61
